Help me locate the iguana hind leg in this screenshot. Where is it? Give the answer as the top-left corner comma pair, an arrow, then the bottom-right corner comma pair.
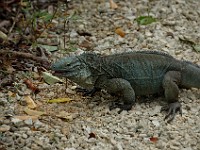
162,71 -> 182,122
101,78 -> 135,112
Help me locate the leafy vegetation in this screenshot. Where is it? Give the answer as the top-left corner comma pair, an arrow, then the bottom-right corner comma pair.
135,16 -> 156,25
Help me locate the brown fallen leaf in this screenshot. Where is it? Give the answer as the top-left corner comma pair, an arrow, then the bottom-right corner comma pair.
3,59 -> 15,73
149,137 -> 158,143
56,111 -> 73,121
6,65 -> 15,73
109,0 -> 118,9
79,39 -> 93,49
115,27 -> 126,37
14,115 -> 38,121
7,91 -> 16,97
24,107 -> 45,116
24,79 -> 40,94
24,95 -> 37,109
88,132 -> 96,139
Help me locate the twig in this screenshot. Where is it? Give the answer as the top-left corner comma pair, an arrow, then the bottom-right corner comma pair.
0,50 -> 50,65
8,7 -> 20,34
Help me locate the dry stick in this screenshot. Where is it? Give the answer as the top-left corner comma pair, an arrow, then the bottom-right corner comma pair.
0,50 -> 50,64
8,9 -> 19,34
64,11 -> 75,49
63,18 -> 69,49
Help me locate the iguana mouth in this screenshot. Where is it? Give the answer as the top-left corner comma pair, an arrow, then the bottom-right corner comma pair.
54,70 -> 65,73
52,70 -> 68,76
53,69 -> 79,77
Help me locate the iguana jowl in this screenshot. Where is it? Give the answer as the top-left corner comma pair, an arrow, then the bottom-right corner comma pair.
51,51 -> 200,122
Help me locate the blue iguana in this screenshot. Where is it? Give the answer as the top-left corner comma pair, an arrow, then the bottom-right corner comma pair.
51,51 -> 200,122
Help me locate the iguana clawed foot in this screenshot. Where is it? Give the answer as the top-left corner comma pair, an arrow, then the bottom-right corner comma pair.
161,102 -> 182,123
76,87 -> 100,96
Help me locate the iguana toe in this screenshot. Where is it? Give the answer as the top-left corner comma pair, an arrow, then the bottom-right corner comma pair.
161,102 -> 182,123
76,87 -> 100,96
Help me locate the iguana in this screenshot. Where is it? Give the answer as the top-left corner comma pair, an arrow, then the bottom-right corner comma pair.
51,51 -> 200,122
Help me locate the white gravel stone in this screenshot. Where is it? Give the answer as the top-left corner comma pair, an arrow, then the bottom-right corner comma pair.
34,120 -> 44,129
0,124 -> 10,132
24,118 -> 33,126
64,148 -> 77,150
11,118 -> 24,127
152,120 -> 160,127
22,133 -> 28,139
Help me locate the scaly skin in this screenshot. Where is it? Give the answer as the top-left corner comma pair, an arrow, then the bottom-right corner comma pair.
51,51 -> 200,122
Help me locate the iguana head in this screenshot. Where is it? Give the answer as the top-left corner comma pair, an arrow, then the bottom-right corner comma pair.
51,54 -> 95,88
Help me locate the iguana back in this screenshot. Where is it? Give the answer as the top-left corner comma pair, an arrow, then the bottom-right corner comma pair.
83,51 -> 182,95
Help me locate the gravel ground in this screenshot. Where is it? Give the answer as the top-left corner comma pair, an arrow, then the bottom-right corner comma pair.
1,0 -> 200,150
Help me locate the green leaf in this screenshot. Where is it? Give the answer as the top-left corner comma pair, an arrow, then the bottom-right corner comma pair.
67,42 -> 78,52
41,13 -> 54,22
42,72 -> 63,85
69,46 -> 77,52
192,44 -> 200,52
34,11 -> 47,18
38,44 -> 57,52
135,16 -> 156,25
33,11 -> 53,22
70,15 -> 81,21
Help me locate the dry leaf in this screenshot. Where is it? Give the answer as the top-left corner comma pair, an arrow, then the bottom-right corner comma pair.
115,28 -> 125,37
14,115 -> 38,121
32,72 -> 40,80
79,39 -> 93,49
47,97 -> 72,103
7,91 -> 16,97
24,95 -> 37,109
109,0 -> 118,9
150,137 -> 158,143
56,111 -> 73,121
3,59 -> 15,73
6,65 -> 15,73
24,79 -> 40,94
88,132 -> 96,139
24,107 -> 45,116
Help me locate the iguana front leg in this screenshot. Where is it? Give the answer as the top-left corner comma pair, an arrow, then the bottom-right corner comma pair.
162,71 -> 182,122
99,78 -> 135,112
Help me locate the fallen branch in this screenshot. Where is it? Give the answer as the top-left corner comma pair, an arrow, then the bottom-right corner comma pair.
0,50 -> 50,67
